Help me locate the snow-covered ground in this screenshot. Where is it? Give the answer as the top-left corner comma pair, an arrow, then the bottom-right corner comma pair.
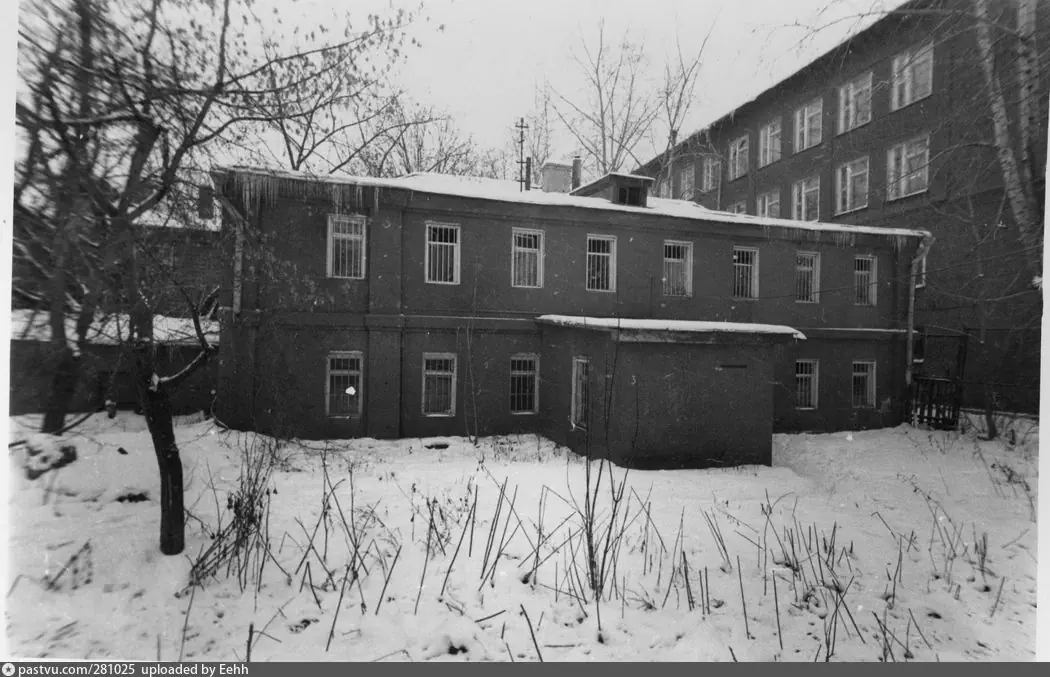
2,414 -> 1041,661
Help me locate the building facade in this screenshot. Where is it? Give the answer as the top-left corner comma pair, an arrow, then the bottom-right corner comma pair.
638,0 -> 1047,414
211,166 -> 929,465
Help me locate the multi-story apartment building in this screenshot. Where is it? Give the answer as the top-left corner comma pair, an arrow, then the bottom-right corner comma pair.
638,0 -> 1048,414
210,165 -> 929,467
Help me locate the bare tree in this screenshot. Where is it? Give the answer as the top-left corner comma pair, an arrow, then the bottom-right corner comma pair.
357,99 -> 484,177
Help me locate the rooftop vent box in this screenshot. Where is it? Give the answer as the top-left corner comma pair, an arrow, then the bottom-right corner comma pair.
571,172 -> 654,208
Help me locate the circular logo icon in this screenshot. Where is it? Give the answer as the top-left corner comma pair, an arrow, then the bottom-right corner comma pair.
2,662 -> 15,677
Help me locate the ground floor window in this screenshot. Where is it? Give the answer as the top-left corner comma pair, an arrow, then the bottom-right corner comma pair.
327,351 -> 363,417
852,361 -> 876,408
795,359 -> 818,410
423,353 -> 457,416
509,354 -> 539,414
571,357 -> 590,430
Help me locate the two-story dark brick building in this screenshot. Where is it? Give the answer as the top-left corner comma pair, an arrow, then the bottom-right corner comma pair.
210,165 -> 930,467
637,0 -> 1047,414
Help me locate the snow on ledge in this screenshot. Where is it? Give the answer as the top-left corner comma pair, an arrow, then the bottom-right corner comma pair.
535,315 -> 806,340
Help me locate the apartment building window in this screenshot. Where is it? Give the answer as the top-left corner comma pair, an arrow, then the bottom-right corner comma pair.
701,156 -> 721,192
759,119 -> 782,167
891,44 -> 933,111
792,175 -> 820,221
795,360 -> 819,410
795,252 -> 820,303
422,353 -> 457,416
732,247 -> 759,300
728,136 -> 749,180
836,157 -> 870,214
854,255 -> 877,306
326,351 -> 362,417
758,189 -> 780,218
852,361 -> 877,408
509,355 -> 539,414
887,136 -> 930,200
838,73 -> 873,133
657,178 -> 671,198
794,98 -> 823,152
425,223 -> 460,284
679,165 -> 696,200
586,235 -> 617,292
327,215 -> 366,279
663,240 -> 693,297
511,228 -> 544,288
571,357 -> 590,430
728,201 -> 748,215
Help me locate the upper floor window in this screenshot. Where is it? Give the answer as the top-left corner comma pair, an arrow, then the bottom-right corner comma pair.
795,251 -> 820,303
728,136 -> 749,180
657,178 -> 671,198
425,223 -> 460,284
838,72 -> 873,133
891,44 -> 933,111
887,136 -> 930,200
701,156 -> 721,192
327,215 -> 366,279
663,240 -> 693,297
511,228 -> 544,288
854,255 -> 877,306
758,119 -> 782,167
758,189 -> 780,218
732,246 -> 759,300
794,98 -> 823,152
727,201 -> 748,215
836,157 -> 870,214
586,235 -> 617,292
679,165 -> 696,200
792,175 -> 820,221
326,351 -> 363,417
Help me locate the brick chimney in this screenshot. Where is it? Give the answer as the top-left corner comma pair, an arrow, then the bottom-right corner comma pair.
540,162 -> 573,193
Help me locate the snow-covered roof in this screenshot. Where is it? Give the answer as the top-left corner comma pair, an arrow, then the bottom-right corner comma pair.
10,309 -> 220,348
570,171 -> 655,196
212,165 -> 931,241
535,315 -> 806,340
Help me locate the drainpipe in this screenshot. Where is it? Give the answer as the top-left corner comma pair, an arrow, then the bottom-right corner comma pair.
905,233 -> 934,387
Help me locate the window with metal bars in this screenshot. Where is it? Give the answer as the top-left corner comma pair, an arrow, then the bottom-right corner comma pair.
509,355 -> 539,414
852,361 -> 876,408
663,241 -> 693,297
326,351 -> 362,417
586,235 -> 616,292
422,353 -> 457,416
758,189 -> 780,218
511,228 -> 544,288
327,215 -> 366,279
854,255 -> 877,306
571,357 -> 589,429
732,247 -> 758,299
836,157 -> 869,214
795,360 -> 818,410
795,252 -> 820,303
425,223 -> 460,284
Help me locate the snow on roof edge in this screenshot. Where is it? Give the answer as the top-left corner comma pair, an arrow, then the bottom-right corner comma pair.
536,315 -> 806,341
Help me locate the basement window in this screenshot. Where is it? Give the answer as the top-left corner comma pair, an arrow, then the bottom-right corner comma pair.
326,351 -> 362,417
422,353 -> 457,417
509,355 -> 539,414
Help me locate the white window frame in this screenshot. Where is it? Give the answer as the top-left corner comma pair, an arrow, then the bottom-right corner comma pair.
795,251 -> 820,303
758,119 -> 782,167
511,227 -> 545,288
728,135 -> 749,181
509,354 -> 539,415
586,234 -> 617,293
887,136 -> 930,201
422,352 -> 457,417
657,178 -> 671,198
854,255 -> 878,306
792,175 -> 821,221
836,156 -> 870,214
891,43 -> 933,111
325,351 -> 363,417
728,201 -> 748,215
425,222 -> 461,285
757,189 -> 781,218
915,253 -> 927,289
852,361 -> 877,409
794,98 -> 823,152
701,156 -> 721,193
838,73 -> 873,134
571,357 -> 590,430
679,164 -> 696,200
795,359 -> 819,410
732,246 -> 759,300
327,214 -> 367,279
663,240 -> 693,298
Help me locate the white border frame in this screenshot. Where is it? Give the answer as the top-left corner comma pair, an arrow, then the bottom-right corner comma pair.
511,227 -> 545,289
509,353 -> 540,415
424,221 -> 461,285
422,352 -> 458,417
326,214 -> 367,280
325,350 -> 364,417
